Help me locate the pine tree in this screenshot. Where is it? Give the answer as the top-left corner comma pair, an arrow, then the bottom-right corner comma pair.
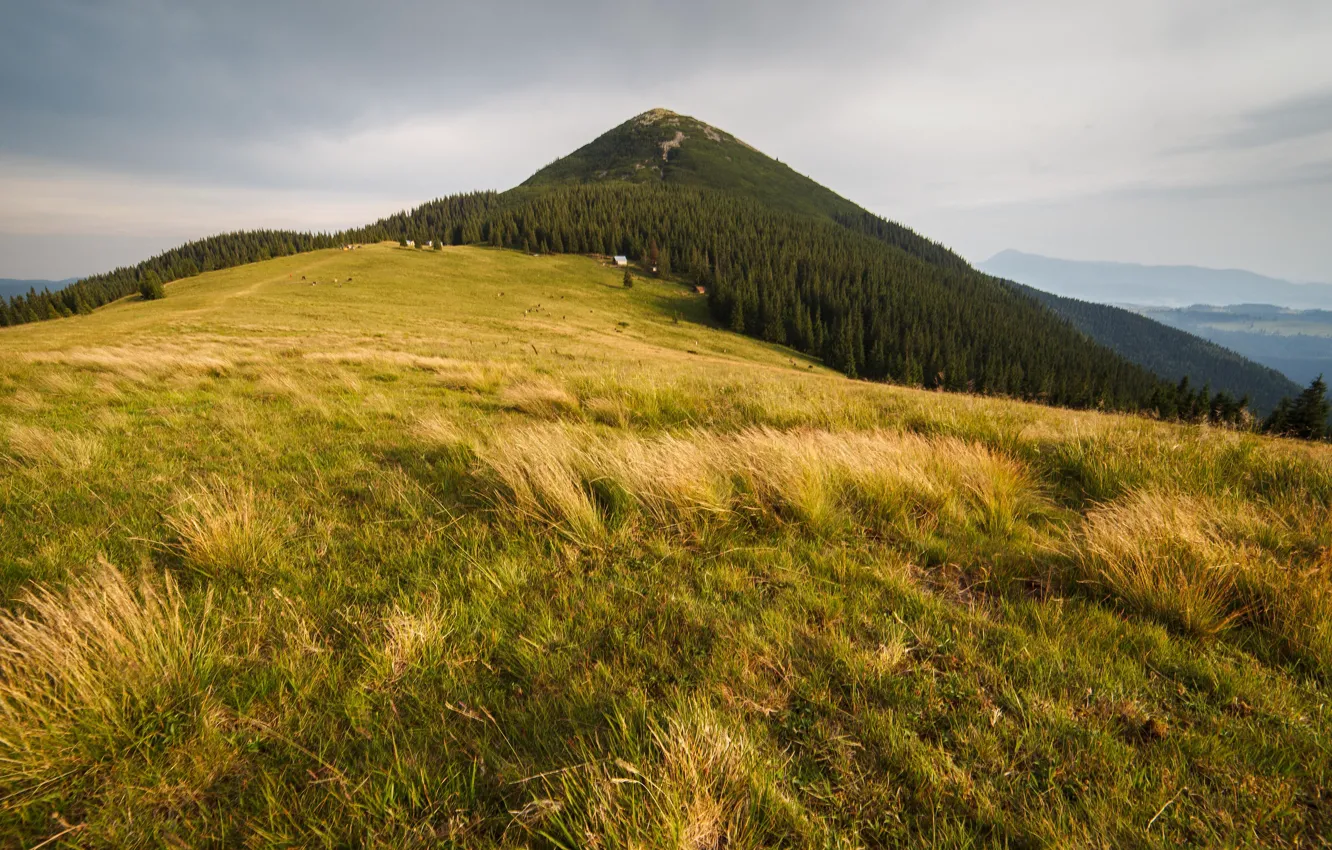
1264,398 -> 1293,436
622,267 -> 634,289
139,271 -> 165,301
1287,376 -> 1329,440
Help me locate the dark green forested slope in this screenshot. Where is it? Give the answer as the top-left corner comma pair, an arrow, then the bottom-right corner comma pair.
1012,283 -> 1301,414
526,109 -> 967,271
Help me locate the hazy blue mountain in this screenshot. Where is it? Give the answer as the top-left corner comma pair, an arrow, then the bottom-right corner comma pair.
0,278 -> 77,300
980,250 -> 1332,310
1008,283 -> 1300,414
1133,304 -> 1332,386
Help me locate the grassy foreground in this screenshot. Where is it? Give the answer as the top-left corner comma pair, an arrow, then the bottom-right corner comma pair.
1,244 -> 1330,848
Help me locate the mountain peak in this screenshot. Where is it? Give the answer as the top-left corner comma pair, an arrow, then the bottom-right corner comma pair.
634,107 -> 682,124
522,108 -> 857,219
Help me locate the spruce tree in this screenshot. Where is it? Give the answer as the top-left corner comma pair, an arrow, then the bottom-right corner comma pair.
622,267 -> 634,289
1291,376 -> 1329,439
139,271 -> 165,301
729,300 -> 745,333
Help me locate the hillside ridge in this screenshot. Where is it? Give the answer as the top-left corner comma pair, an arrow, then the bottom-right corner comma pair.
1,109 -> 1309,426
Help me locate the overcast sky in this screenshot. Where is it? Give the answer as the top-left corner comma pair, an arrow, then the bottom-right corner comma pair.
2,0 -> 1330,282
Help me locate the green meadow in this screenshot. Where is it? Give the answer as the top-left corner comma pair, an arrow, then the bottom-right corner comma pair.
1,244 -> 1330,847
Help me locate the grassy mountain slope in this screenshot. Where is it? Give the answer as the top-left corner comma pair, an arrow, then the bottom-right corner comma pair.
1011,282 -> 1301,414
2,245 -> 1330,846
373,183 -> 1175,408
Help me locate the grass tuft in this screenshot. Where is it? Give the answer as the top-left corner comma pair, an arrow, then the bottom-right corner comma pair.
500,379 -> 581,419
0,560 -> 218,807
6,424 -> 101,471
539,703 -> 815,849
166,479 -> 283,577
1078,490 -> 1244,636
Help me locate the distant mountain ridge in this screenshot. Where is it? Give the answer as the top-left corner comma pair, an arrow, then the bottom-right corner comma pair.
0,278 -> 76,300
980,250 -> 1332,310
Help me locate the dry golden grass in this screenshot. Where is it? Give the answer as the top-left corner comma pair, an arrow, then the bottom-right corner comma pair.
33,369 -> 79,395
468,423 -> 1047,543
166,479 -> 283,577
474,425 -> 602,542
1077,489 -> 1332,658
0,560 -> 216,792
375,599 -> 455,684
302,348 -> 508,393
1079,491 -> 1249,636
541,702 -> 809,849
25,343 -> 233,381
252,369 -> 306,400
6,424 -> 101,471
500,379 -> 581,418
412,413 -> 466,447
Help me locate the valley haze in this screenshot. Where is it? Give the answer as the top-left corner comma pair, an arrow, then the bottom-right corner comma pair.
981,250 -> 1332,310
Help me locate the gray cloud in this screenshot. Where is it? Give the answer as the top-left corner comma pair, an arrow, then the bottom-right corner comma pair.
0,0 -> 928,185
1217,89 -> 1332,149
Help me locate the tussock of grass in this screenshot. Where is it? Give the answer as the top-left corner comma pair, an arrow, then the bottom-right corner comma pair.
1079,491 -> 1244,636
470,424 -> 1047,543
475,425 -> 603,542
0,560 -> 218,803
371,598 -> 456,685
412,413 -> 465,447
538,703 -> 815,849
500,379 -> 581,418
5,424 -> 101,471
167,479 -> 283,576
1077,490 -> 1332,661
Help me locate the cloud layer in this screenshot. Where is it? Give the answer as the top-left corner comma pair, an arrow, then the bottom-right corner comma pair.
2,0 -> 1330,281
